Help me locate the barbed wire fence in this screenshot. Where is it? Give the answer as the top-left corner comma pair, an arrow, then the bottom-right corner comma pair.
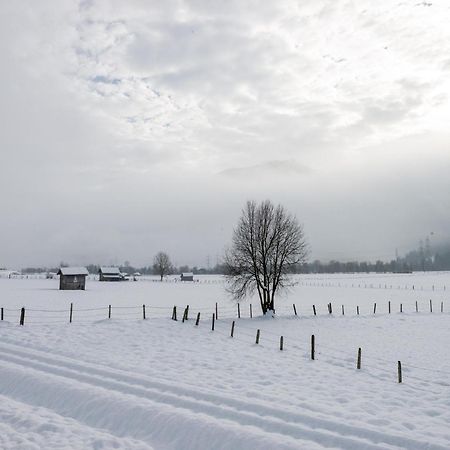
176,303 -> 450,390
0,297 -> 447,325
3,273 -> 448,291
2,299 -> 449,387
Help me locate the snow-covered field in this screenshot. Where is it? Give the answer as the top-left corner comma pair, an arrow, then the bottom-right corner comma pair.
1,272 -> 450,449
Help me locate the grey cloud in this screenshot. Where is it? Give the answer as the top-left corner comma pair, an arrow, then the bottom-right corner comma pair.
1,0 -> 450,268
363,96 -> 421,124
219,160 -> 312,178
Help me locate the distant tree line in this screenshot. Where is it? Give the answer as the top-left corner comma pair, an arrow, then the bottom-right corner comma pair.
20,262 -> 229,275
18,241 -> 450,275
293,241 -> 450,273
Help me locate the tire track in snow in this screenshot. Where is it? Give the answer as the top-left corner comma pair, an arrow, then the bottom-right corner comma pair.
0,341 -> 446,450
0,360 -> 311,450
0,394 -> 155,450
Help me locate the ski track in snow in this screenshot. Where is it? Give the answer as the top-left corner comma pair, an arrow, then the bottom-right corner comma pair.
0,339 -> 447,450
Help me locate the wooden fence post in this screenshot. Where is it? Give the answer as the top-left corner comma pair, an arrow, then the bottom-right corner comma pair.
70,303 -> 73,323
143,304 -> 146,320
255,329 -> 260,344
215,302 -> 218,320
388,301 -> 391,314
398,361 -> 402,383
1,307 -> 3,321
172,306 -> 177,321
293,304 -> 297,316
430,299 -> 433,313
250,304 -> 253,318
373,303 -> 377,314
19,307 -> 25,326
357,348 -> 362,370
311,335 -> 315,360
280,336 -> 284,351
342,305 -> 344,315
182,306 -> 189,322
231,320 -> 235,337
195,312 -> 201,326
415,301 -> 418,313
400,303 -> 403,313
237,303 -> 241,319
441,301 -> 443,313
108,305 -> 111,319
313,305 -> 316,316
211,313 -> 215,331
357,306 -> 359,315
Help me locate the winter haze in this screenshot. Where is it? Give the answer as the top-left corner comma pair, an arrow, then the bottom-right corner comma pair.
1,0 -> 450,268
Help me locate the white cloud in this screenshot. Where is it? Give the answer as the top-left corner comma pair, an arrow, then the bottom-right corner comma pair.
1,0 -> 450,267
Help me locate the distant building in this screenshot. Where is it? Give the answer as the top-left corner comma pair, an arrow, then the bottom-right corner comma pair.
99,266 -> 124,282
132,272 -> 141,281
180,272 -> 194,282
0,270 -> 20,279
57,267 -> 88,290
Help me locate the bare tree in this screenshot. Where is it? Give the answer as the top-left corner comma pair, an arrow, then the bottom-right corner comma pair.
153,252 -> 173,281
225,200 -> 308,315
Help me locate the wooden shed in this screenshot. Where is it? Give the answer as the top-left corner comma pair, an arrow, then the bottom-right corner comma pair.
99,266 -> 124,282
57,267 -> 88,290
180,272 -> 194,282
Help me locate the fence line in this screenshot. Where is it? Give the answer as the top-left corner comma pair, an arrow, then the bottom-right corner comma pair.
180,311 -> 450,389
4,273 -> 448,292
1,298 -> 448,325
300,281 -> 447,292
2,299 -> 449,388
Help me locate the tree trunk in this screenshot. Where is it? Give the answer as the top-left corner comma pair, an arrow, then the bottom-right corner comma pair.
269,291 -> 275,313
259,292 -> 267,314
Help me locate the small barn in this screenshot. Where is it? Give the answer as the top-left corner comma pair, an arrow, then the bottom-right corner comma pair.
180,272 -> 194,282
57,267 -> 88,290
99,266 -> 124,282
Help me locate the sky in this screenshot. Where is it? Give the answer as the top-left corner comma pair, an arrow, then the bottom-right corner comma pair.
1,0 -> 450,269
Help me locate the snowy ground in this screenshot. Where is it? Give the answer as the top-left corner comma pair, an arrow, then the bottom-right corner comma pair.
1,273 -> 450,449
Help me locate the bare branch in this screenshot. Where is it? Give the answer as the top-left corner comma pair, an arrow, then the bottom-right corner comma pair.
153,251 -> 173,281
225,200 -> 309,314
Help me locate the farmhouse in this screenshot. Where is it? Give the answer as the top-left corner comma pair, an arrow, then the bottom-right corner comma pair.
180,272 -> 194,282
99,266 -> 124,282
57,267 -> 88,290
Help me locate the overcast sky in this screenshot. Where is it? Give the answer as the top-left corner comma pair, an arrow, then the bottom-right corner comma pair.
1,0 -> 450,269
